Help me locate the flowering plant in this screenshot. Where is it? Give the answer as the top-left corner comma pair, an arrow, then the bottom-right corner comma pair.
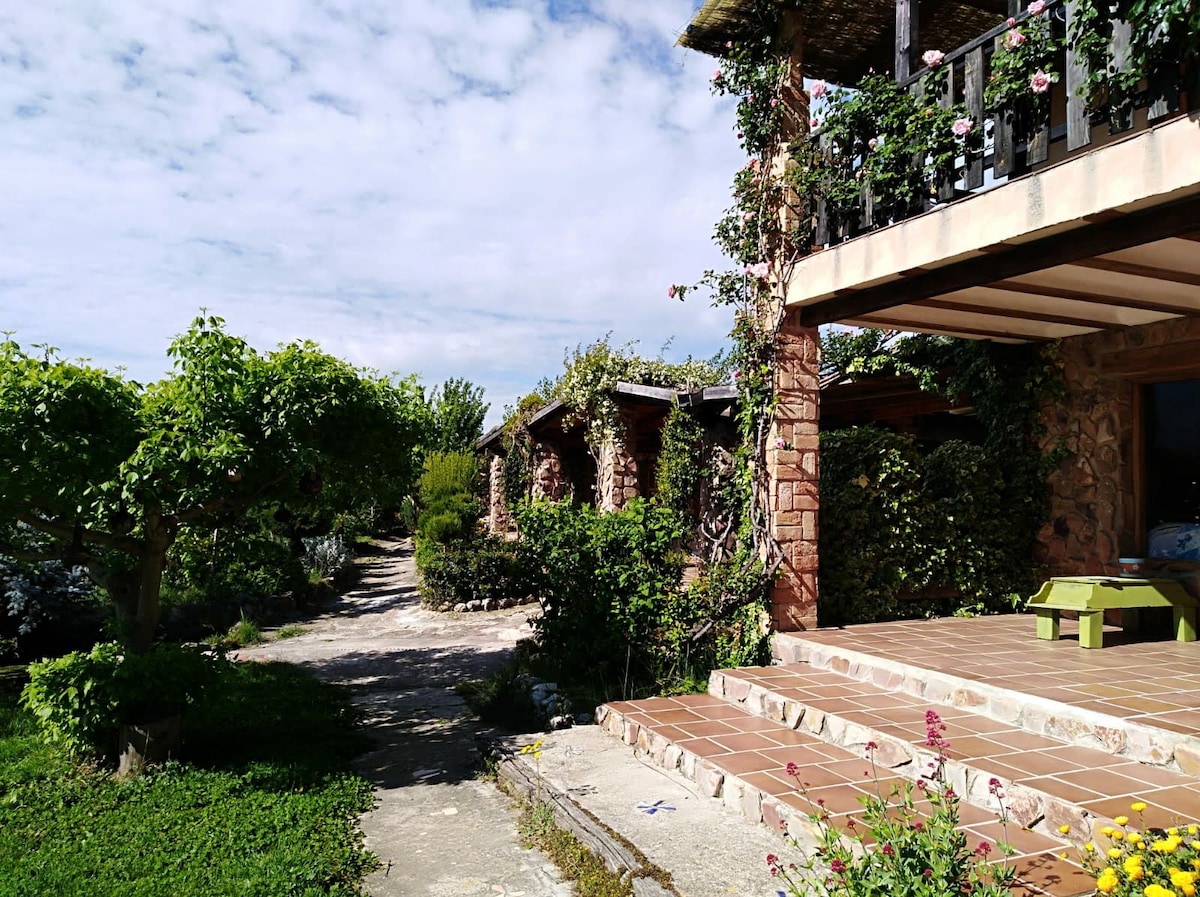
1075,803 -> 1200,896
769,711 -> 1016,897
985,2 -> 1062,112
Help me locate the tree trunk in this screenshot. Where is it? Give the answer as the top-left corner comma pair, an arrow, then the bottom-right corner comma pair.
130,506 -> 173,653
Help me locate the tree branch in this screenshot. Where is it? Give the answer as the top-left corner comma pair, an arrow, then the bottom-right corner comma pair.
11,508 -> 142,555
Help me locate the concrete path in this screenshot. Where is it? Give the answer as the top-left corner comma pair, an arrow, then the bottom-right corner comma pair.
238,538 -> 571,897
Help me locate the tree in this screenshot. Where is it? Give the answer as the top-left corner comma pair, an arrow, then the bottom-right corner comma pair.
0,315 -> 425,652
423,378 -> 488,454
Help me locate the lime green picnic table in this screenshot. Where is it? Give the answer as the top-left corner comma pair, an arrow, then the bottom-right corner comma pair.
1028,576 -> 1199,648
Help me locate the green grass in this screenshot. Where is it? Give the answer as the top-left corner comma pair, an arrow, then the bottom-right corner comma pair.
275,624 -> 307,640
0,662 -> 377,896
205,615 -> 264,650
518,802 -> 633,897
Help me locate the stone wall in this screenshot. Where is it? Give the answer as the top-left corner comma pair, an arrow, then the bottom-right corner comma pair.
485,452 -> 509,534
766,313 -> 821,631
531,439 -> 567,502
1038,315 -> 1200,577
596,407 -> 640,513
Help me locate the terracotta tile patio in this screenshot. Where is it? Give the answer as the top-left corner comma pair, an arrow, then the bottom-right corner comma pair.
789,614 -> 1200,735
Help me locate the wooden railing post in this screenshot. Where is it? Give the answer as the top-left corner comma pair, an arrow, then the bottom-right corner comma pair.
1064,0 -> 1093,150
895,0 -> 918,80
963,47 -> 986,188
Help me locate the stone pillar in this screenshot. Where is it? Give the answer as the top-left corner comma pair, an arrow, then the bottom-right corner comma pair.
531,440 -> 566,501
596,407 -> 639,512
486,452 -> 509,533
767,312 -> 821,631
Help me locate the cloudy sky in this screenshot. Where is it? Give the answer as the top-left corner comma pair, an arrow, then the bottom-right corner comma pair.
1,1 -> 746,424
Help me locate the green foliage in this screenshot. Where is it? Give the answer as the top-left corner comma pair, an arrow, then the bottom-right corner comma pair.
516,798 -> 635,897
0,662 -> 376,895
0,315 -> 426,651
554,337 -> 726,450
421,378 -> 489,454
20,642 -> 222,758
418,451 -> 481,503
819,428 -> 1030,625
655,407 -> 706,519
417,535 -> 528,610
795,69 -> 976,231
515,498 -> 687,695
275,624 -> 306,640
206,615 -> 264,650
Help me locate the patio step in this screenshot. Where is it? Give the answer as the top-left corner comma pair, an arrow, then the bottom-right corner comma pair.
709,662 -> 1200,843
773,616 -> 1200,775
596,692 -> 1092,897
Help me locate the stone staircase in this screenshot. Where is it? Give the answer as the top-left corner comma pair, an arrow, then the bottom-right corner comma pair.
597,627 -> 1200,897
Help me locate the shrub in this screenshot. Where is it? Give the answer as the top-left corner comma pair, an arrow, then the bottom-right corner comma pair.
417,535 -> 527,609
418,451 -> 480,503
0,555 -> 106,661
303,534 -> 353,580
21,642 -> 224,758
515,498 -> 686,695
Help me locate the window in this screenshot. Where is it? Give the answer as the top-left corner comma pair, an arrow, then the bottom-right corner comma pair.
1144,379 -> 1200,530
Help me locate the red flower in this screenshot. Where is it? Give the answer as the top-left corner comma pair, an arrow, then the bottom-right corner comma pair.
975,841 -> 992,857
830,859 -> 846,874
881,843 -> 895,857
785,761 -> 799,776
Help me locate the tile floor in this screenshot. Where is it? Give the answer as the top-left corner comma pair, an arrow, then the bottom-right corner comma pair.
605,692 -> 1095,896
789,613 -> 1200,734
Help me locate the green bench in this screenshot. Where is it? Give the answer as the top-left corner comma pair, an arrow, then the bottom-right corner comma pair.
1028,576 -> 1199,649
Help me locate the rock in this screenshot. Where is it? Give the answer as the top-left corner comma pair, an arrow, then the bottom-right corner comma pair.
547,714 -> 573,730
483,598 -> 497,611
453,603 -> 467,613
466,600 -> 483,612
1172,740 -> 1200,776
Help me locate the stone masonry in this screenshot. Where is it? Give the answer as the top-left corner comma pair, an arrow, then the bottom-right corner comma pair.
486,452 -> 509,533
596,407 -> 640,513
766,312 -> 821,631
1038,315 -> 1200,579
531,439 -> 567,502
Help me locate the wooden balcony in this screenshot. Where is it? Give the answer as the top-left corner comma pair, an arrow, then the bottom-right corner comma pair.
787,0 -> 1200,341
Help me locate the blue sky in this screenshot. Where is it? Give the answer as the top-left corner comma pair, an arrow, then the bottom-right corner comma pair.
0,1 -> 745,425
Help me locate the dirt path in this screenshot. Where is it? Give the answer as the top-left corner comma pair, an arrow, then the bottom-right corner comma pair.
239,538 -> 570,897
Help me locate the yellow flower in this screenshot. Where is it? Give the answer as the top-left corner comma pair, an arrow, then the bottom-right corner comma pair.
1060,824 -> 1072,834
1144,885 -> 1176,897
1184,885 -> 1197,897
1173,871 -> 1198,888
1153,839 -> 1179,854
1109,847 -> 1124,859
1102,827 -> 1116,837
1115,815 -> 1130,826
1128,865 -> 1145,881
1189,825 -> 1198,836
1130,833 -> 1145,844
1171,827 -> 1181,836
1131,801 -> 1148,813
1096,871 -> 1119,894
1085,843 -> 1096,853
1113,831 -> 1126,841
1192,857 -> 1200,871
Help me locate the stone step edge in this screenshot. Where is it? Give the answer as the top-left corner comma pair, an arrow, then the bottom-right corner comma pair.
594,702 -> 1073,897
595,702 -> 819,845
773,632 -> 1200,775
710,669 -> 1127,846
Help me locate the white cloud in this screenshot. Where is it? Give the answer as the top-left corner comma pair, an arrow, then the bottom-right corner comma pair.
0,0 -> 745,423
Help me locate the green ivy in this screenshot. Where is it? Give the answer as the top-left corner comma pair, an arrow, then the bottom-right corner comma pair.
655,407 -> 706,520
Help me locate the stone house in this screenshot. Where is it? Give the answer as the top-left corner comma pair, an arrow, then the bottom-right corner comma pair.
476,382 -> 739,532
682,0 -> 1200,631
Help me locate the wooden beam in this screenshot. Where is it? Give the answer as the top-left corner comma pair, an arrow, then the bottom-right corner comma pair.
1173,232 -> 1200,244
1068,256 -> 1200,288
796,193 -> 1200,327
895,0 -> 917,80
985,280 -> 1200,316
850,314 -> 1050,341
916,298 -> 1118,329
1103,341 -> 1200,380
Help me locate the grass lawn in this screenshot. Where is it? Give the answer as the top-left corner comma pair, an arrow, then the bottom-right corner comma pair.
0,661 -> 378,896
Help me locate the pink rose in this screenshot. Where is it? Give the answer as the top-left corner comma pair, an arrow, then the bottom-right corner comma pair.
725,41 -> 733,49
922,49 -> 945,67
712,69 -> 722,81
810,117 -> 819,128
775,437 -> 786,449
1028,0 -> 1046,13
1006,16 -> 1017,26
867,137 -> 878,149
667,284 -> 678,299
810,80 -> 828,99
1005,28 -> 1026,49
952,117 -> 974,136
1030,68 -> 1051,93
746,261 -> 770,280
770,97 -> 779,107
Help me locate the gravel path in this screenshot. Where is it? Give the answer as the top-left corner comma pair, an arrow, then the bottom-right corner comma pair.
239,538 -> 570,897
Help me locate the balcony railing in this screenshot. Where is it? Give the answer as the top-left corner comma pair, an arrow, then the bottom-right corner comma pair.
808,0 -> 1199,248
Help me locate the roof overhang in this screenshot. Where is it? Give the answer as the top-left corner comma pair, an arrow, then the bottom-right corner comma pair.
788,113 -> 1200,342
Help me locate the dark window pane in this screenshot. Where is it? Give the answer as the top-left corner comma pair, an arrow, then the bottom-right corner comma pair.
1145,379 -> 1200,529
